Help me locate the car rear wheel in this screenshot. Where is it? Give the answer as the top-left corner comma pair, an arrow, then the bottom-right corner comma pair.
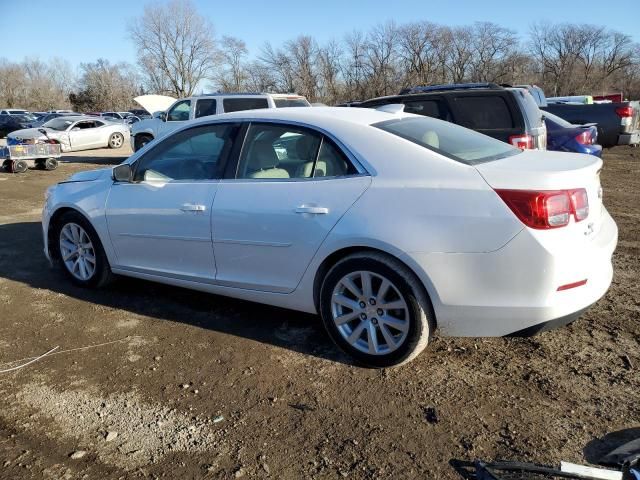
6,160 -> 28,173
108,132 -> 124,149
54,211 -> 113,288
134,134 -> 153,151
319,252 -> 434,367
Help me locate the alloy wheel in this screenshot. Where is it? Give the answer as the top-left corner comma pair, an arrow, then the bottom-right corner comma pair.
109,133 -> 124,148
331,270 -> 410,355
59,223 -> 96,281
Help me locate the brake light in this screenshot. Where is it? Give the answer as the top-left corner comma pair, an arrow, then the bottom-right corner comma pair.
495,188 -> 589,229
575,131 -> 592,145
615,106 -> 634,118
509,134 -> 534,149
569,188 -> 589,221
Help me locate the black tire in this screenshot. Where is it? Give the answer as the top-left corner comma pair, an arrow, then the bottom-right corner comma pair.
9,160 -> 28,173
134,134 -> 153,152
2,159 -> 12,171
44,158 -> 58,170
319,252 -> 434,368
35,159 -> 46,170
53,210 -> 114,288
108,132 -> 125,149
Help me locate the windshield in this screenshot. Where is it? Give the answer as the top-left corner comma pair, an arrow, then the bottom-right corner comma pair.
14,115 -> 33,122
374,116 -> 521,165
43,118 -> 74,131
274,98 -> 310,108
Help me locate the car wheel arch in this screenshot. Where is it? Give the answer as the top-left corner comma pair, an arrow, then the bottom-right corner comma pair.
47,207 -> 100,260
312,246 -> 438,329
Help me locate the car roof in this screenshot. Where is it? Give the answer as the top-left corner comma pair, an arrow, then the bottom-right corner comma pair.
191,106 -> 408,128
50,115 -> 103,122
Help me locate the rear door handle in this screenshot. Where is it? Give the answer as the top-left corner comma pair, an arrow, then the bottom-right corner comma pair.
180,203 -> 206,213
295,206 -> 329,215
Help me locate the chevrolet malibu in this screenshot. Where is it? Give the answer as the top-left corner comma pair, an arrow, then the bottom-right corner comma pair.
42,107 -> 617,367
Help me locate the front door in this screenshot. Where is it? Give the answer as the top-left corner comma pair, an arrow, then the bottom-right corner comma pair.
68,120 -> 103,150
105,122 -> 241,281
212,122 -> 370,293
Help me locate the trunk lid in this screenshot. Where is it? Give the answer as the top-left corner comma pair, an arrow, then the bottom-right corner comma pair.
475,150 -> 604,234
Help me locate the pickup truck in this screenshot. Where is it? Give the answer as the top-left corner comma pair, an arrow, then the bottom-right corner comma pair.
515,85 -> 640,148
542,102 -> 639,148
130,92 -> 310,151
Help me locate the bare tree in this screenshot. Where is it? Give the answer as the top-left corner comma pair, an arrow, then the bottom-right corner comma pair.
469,22 -> 518,82
216,35 -> 248,92
71,59 -> 140,111
128,0 -> 218,97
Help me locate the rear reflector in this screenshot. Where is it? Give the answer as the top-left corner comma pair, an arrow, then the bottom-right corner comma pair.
557,279 -> 588,291
495,188 -> 589,229
615,106 -> 634,118
508,134 -> 534,149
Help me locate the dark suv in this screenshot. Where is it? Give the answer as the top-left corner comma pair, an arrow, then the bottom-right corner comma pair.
358,83 -> 547,150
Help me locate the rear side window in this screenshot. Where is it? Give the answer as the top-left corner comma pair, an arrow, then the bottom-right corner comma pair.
374,116 -> 520,165
452,96 -> 514,129
403,99 -> 450,121
195,99 -> 217,118
223,98 -> 269,113
274,98 -> 309,108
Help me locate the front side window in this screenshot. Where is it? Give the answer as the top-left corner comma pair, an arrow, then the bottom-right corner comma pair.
195,99 -> 217,118
374,116 -> 521,165
166,100 -> 191,122
223,98 -> 269,113
236,123 -> 357,179
134,123 -> 239,182
452,95 -> 515,129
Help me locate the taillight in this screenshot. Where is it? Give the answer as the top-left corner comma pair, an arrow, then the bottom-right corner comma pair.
495,188 -> 589,229
569,188 -> 589,221
509,134 -> 534,149
575,131 -> 592,145
615,106 -> 634,118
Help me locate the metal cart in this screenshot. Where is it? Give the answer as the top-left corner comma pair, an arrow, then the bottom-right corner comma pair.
1,143 -> 61,173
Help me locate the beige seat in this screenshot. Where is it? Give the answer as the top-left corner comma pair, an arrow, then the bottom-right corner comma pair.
295,160 -> 327,178
421,131 -> 439,149
248,140 -> 290,179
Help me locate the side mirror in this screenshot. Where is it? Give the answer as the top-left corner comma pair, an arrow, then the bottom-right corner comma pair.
38,128 -> 47,135
153,111 -> 166,122
112,164 -> 132,183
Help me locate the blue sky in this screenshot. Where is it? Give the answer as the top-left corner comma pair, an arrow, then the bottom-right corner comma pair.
1,0 -> 639,69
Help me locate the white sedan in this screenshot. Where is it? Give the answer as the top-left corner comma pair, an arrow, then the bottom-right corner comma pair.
9,115 -> 129,152
41,107 -> 617,367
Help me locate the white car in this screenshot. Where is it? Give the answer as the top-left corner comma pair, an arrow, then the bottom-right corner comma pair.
42,107 -> 617,367
9,116 -> 129,152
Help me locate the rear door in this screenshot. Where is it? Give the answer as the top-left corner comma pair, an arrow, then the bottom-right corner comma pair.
447,93 -> 522,144
211,121 -> 371,293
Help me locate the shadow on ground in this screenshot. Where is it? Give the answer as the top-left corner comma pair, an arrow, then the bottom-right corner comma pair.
0,221 -> 352,365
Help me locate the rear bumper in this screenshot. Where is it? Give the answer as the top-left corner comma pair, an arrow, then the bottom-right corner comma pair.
507,305 -> 589,337
618,132 -> 640,145
408,209 -> 618,337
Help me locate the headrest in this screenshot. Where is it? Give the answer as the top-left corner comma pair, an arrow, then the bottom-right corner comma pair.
252,140 -> 279,169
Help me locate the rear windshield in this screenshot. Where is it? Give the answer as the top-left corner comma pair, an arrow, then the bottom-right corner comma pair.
374,116 -> 521,165
543,111 -> 573,128
223,98 -> 269,113
274,98 -> 310,108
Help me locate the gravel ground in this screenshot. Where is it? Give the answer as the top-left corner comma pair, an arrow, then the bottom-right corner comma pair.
0,144 -> 638,479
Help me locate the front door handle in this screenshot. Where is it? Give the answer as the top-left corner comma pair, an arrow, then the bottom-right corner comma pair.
180,203 -> 206,213
295,206 -> 329,215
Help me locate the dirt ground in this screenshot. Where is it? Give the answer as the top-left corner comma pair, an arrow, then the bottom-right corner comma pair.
0,142 -> 638,480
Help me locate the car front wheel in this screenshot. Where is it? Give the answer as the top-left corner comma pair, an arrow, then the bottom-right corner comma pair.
319,252 -> 434,367
54,211 -> 113,288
